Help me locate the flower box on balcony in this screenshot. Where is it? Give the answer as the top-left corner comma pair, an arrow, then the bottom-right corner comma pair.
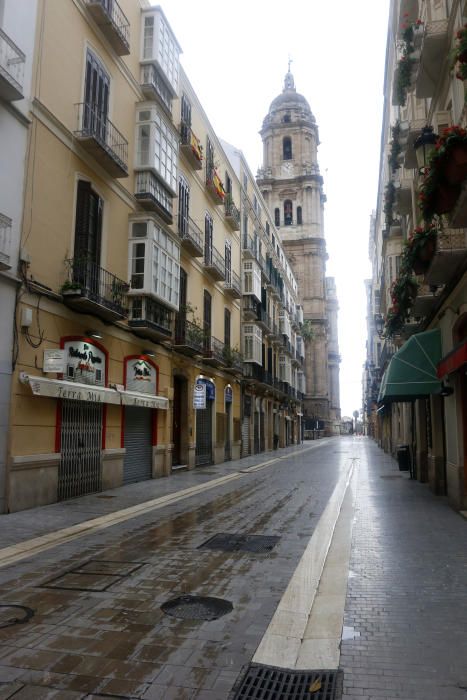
206,166 -> 225,205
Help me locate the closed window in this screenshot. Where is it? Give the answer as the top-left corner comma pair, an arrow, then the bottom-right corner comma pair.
274,208 -> 280,226
297,206 -> 302,225
243,261 -> 261,301
178,174 -> 190,235
283,137 -> 292,160
284,200 -> 293,226
243,324 -> 262,364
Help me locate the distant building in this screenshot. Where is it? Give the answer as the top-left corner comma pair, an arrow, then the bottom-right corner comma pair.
257,69 -> 341,435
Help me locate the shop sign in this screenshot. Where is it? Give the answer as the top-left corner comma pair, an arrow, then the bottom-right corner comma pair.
125,358 -> 157,394
43,349 -> 66,374
63,340 -> 105,386
26,375 -> 120,405
120,390 -> 168,410
225,386 -> 233,403
193,382 -> 206,409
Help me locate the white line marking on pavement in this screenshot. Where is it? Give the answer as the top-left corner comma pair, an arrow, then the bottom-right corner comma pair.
252,457 -> 357,669
0,440 -> 333,569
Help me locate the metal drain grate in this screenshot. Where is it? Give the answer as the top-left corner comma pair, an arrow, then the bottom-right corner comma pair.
230,664 -> 343,700
0,605 -> 34,629
199,533 -> 280,554
161,594 -> 233,621
41,560 -> 145,592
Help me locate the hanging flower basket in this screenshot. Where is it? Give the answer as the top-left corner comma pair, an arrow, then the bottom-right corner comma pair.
441,142 -> 467,185
432,181 -> 461,215
404,224 -> 438,275
412,239 -> 436,275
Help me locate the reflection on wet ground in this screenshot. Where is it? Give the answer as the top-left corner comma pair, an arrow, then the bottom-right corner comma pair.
0,437 -> 352,698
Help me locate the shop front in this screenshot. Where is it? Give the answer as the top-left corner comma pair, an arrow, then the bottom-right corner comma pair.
194,376 -> 215,466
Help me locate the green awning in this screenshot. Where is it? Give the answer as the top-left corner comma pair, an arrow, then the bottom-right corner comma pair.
378,329 -> 442,404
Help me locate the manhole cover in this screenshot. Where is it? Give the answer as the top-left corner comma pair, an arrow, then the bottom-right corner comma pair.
161,595 -> 233,621
231,664 -> 343,699
0,605 -> 34,629
199,533 -> 280,554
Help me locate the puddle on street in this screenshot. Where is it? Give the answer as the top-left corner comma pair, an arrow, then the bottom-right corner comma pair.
341,625 -> 360,640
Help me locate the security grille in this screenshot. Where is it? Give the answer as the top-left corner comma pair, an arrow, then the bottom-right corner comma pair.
195,401 -> 213,466
58,399 -> 102,500
254,411 -> 260,454
230,665 -> 343,700
123,406 -> 152,484
242,415 -> 250,456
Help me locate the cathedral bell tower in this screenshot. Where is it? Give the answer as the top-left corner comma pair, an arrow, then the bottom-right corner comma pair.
257,68 -> 340,431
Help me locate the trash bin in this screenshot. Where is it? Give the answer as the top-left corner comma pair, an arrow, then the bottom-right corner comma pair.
396,445 -> 411,472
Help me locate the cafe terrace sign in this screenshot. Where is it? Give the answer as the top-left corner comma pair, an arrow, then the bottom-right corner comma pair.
20,374 -> 168,409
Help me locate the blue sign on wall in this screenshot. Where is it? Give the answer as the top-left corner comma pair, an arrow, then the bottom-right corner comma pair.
197,377 -> 215,400
225,386 -> 233,403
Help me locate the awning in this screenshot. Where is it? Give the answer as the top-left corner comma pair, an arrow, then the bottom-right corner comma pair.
377,329 -> 442,404
119,390 -> 168,410
22,375 -> 168,409
437,340 -> 467,378
24,375 -> 121,405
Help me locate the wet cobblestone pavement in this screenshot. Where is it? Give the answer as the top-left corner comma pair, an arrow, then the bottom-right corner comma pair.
1,437 -> 467,699
0,439 -> 347,698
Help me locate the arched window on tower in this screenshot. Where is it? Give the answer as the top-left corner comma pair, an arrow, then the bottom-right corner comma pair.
297,206 -> 302,225
283,114 -> 291,123
283,136 -> 292,160
284,200 -> 293,226
274,208 -> 280,226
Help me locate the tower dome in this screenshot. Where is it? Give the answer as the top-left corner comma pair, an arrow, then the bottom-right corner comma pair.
263,69 -> 315,128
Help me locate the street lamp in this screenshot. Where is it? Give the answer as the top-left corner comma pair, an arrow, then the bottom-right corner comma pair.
374,313 -> 385,338
414,125 -> 438,172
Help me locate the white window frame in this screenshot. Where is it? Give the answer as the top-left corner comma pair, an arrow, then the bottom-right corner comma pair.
136,106 -> 178,194
243,324 -> 262,365
243,260 -> 261,301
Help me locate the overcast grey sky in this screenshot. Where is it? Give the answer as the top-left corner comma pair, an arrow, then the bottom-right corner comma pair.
161,0 -> 391,417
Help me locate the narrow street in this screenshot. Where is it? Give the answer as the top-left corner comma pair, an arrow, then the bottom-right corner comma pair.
0,437 -> 466,699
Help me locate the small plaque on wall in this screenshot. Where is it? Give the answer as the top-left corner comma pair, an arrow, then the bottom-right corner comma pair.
43,349 -> 66,374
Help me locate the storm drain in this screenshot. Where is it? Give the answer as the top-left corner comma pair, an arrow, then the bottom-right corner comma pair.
230,664 -> 343,700
41,560 -> 145,592
0,605 -> 34,629
161,594 -> 233,621
199,533 -> 280,554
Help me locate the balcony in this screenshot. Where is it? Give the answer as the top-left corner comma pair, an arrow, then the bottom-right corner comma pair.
259,255 -> 270,282
243,297 -> 258,322
0,213 -> 12,270
394,174 -> 412,215
411,284 -> 440,318
205,165 -> 225,205
178,217 -> 204,257
242,234 -> 256,259
0,28 -> 25,101
140,64 -> 172,113
224,194 -> 240,230
203,245 -> 225,281
256,306 -> 271,333
243,363 -> 266,385
134,171 -> 173,224
173,318 -> 205,356
223,347 -> 244,376
85,0 -> 130,55
62,259 -> 128,322
425,228 -> 467,286
403,118 -> 426,169
74,103 -> 128,178
180,122 -> 203,170
415,20 -> 449,99
128,296 -> 173,341
224,269 -> 242,298
202,336 -> 227,368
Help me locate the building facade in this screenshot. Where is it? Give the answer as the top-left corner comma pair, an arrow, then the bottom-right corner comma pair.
365,0 -> 467,510
257,70 -> 341,434
0,0 -> 37,513
2,1 -> 307,513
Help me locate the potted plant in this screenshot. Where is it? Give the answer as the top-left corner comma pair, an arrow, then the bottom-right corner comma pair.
383,305 -> 405,339
453,24 -> 467,65
404,224 -> 438,274
384,181 -> 396,226
418,165 -> 460,220
434,125 -> 467,186
390,273 -> 419,313
61,280 -> 82,295
389,122 -> 403,173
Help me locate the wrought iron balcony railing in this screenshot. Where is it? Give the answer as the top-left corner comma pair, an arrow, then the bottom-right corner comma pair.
173,318 -> 205,355
63,258 -> 128,321
85,0 -> 130,55
224,269 -> 241,298
0,213 -> 12,270
242,234 -> 256,259
135,171 -> 173,223
180,122 -> 203,170
203,244 -> 226,281
178,217 -> 204,257
202,335 -> 227,366
224,194 -> 240,230
74,102 -> 128,178
0,27 -> 25,101
206,164 -> 225,204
